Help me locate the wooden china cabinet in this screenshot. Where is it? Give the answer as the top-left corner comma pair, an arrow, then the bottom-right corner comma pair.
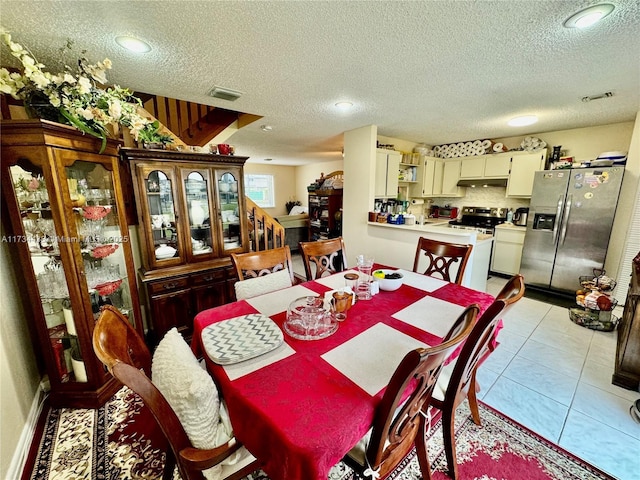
0,120 -> 143,408
121,148 -> 249,346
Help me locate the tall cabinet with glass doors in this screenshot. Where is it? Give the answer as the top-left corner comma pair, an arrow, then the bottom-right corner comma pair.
0,120 -> 143,408
121,148 -> 249,345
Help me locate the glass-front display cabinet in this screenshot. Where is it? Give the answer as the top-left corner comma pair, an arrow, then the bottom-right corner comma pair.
0,120 -> 143,408
121,148 -> 248,345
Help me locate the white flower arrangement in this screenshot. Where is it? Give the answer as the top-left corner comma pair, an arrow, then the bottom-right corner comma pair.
0,30 -> 159,152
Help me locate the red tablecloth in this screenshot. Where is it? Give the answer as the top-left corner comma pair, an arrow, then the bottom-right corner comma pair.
192,268 -> 495,480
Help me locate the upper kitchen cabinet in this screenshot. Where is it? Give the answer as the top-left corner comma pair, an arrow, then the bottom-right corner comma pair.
506,151 -> 547,197
440,158 -> 465,197
409,157 -> 464,198
121,148 -> 249,344
0,120 -> 143,408
375,149 -> 401,198
459,153 -> 511,179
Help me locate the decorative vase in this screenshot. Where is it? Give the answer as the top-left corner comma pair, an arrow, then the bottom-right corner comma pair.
189,201 -> 207,226
24,92 -> 62,122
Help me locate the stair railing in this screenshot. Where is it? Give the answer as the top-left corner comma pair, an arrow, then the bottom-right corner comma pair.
245,197 -> 285,252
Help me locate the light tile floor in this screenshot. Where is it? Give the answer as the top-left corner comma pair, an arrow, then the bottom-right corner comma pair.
480,276 -> 640,480
291,255 -> 640,479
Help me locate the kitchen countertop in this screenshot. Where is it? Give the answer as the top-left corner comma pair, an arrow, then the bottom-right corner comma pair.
367,221 -> 494,244
495,223 -> 527,231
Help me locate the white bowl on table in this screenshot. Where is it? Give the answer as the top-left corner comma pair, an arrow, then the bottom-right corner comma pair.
373,269 -> 404,292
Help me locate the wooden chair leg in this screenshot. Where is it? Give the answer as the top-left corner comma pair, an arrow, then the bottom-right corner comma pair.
416,413 -> 433,480
468,370 -> 482,426
441,408 -> 459,480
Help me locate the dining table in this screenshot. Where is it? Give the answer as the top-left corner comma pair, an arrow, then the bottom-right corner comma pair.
191,265 -> 495,480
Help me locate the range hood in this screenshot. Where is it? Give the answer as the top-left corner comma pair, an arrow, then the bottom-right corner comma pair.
457,178 -> 508,187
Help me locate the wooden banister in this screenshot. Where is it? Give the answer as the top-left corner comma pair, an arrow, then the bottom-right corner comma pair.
245,197 -> 285,252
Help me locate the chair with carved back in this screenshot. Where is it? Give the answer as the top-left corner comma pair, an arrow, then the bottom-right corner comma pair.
299,237 -> 347,281
92,305 -> 260,480
412,237 -> 473,285
429,274 -> 525,479
343,304 -> 480,480
230,246 -> 295,299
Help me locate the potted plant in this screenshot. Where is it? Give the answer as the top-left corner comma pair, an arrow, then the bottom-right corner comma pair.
137,120 -> 173,149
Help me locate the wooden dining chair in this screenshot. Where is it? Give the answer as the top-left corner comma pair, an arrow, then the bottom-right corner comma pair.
299,237 -> 347,281
92,305 -> 260,480
230,246 -> 295,299
429,274 -> 525,479
344,304 -> 480,480
412,237 -> 473,285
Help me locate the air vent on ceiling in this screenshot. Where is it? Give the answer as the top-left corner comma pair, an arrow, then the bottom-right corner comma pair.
582,92 -> 613,103
209,86 -> 243,101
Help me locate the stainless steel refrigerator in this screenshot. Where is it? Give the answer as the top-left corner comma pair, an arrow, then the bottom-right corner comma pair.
520,167 -> 624,293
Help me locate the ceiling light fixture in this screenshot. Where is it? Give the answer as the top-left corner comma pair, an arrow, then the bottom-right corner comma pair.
260,125 -> 273,132
115,36 -> 151,53
563,3 -> 614,28
508,115 -> 538,127
264,158 -> 273,162
335,101 -> 353,110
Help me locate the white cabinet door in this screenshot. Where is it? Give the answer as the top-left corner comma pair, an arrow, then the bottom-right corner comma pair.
375,149 -> 401,198
491,227 -> 526,275
441,159 -> 464,196
409,156 -> 439,197
507,151 -> 546,197
484,154 -> 511,177
460,156 -> 485,179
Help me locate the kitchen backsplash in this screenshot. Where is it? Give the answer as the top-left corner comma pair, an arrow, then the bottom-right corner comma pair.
407,187 -> 530,217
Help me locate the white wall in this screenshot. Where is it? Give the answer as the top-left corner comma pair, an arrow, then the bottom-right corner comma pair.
0,222 -> 40,480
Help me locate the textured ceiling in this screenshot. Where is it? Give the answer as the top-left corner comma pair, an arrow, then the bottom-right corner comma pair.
1,1 -> 639,165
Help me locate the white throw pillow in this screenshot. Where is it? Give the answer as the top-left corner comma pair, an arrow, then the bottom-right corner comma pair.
234,268 -> 292,300
152,328 -> 224,479
289,205 -> 308,215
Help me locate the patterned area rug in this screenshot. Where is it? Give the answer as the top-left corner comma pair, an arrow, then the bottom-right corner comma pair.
27,387 -> 614,480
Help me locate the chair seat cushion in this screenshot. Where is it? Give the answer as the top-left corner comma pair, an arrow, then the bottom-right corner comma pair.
432,357 -> 455,402
153,328 -> 252,479
234,268 -> 292,300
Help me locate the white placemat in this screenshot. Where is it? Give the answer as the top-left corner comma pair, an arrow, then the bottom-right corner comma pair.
223,342 -> 296,380
396,269 -> 448,292
392,295 -> 465,337
246,284 -> 318,317
201,314 -> 283,365
314,269 -> 361,290
321,323 -> 429,396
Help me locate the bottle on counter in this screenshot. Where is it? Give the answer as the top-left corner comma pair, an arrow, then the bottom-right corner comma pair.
506,209 -> 513,223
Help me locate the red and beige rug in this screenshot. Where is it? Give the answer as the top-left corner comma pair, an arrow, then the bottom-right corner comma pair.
25,387 -> 614,480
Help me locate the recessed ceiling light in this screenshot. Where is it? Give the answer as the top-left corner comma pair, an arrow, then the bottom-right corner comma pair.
115,36 -> 151,53
335,101 -> 353,110
260,125 -> 273,132
564,3 -> 614,29
508,115 -> 538,127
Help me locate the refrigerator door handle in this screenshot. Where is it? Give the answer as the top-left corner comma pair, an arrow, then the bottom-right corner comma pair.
559,194 -> 572,245
553,194 -> 563,245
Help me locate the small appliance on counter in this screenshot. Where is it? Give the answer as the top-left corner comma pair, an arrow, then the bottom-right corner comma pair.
513,207 -> 529,226
430,205 -> 458,219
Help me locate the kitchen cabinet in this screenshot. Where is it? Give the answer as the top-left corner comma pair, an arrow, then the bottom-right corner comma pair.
121,148 -> 249,345
440,158 -> 465,197
612,252 -> 640,391
506,151 -> 547,197
309,190 -> 342,240
375,149 -> 401,198
0,120 -> 143,408
410,156 -> 438,197
460,153 -> 511,179
491,225 -> 526,275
